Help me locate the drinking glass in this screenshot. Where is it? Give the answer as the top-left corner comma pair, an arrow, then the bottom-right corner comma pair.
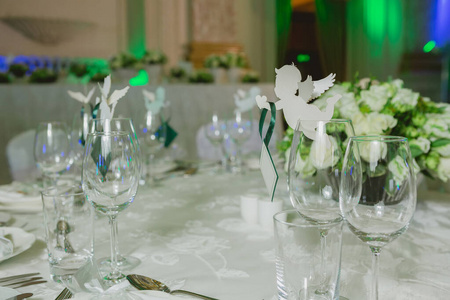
340,135 -> 416,300
34,122 -> 72,189
41,185 -> 94,283
89,118 -> 142,270
204,112 -> 228,171
274,210 -> 343,300
137,111 -> 166,184
227,110 -> 253,173
82,131 -> 140,282
288,119 -> 354,295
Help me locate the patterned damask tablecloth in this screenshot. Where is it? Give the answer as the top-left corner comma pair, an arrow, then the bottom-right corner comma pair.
0,168 -> 450,299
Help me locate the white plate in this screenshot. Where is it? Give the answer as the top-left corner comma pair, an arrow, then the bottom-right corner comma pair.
0,227 -> 36,263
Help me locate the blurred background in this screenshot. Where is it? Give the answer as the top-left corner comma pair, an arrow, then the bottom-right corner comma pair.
0,0 -> 448,184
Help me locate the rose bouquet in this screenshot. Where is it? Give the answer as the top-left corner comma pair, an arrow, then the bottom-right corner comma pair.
278,77 -> 450,182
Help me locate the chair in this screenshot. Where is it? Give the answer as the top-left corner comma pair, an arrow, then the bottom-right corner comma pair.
196,120 -> 277,161
6,130 -> 40,182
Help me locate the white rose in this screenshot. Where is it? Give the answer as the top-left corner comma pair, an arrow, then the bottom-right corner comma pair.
437,157 -> 450,182
309,135 -> 339,169
367,112 -> 397,134
388,155 -> 410,185
360,85 -> 390,112
435,144 -> 450,156
284,147 -> 316,176
409,137 -> 431,154
424,118 -> 450,139
436,102 -> 450,114
426,112 -> 450,126
391,88 -> 419,110
390,79 -> 404,90
337,93 -> 359,119
359,140 -> 387,168
352,113 -> 371,135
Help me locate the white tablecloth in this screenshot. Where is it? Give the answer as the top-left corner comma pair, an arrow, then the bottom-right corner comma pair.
0,168 -> 450,300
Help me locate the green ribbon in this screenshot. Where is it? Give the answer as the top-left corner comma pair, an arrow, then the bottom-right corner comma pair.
157,116 -> 178,148
259,102 -> 278,202
259,102 -> 276,146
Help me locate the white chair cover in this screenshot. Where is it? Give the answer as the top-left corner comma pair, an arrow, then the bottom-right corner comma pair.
6,130 -> 40,182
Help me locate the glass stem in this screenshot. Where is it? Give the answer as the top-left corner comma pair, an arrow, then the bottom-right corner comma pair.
236,144 -> 243,170
316,228 -> 329,294
370,247 -> 381,300
108,214 -> 121,280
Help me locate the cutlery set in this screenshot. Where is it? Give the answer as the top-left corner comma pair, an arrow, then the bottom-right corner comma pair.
0,272 -> 45,299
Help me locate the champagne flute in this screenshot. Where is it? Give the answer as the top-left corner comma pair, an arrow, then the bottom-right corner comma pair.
288,119 -> 354,296
204,112 -> 228,172
34,122 -> 72,189
340,136 -> 416,300
227,109 -> 253,173
89,118 -> 142,270
82,131 -> 140,282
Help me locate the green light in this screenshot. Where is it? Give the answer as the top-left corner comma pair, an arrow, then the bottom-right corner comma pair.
423,40 -> 436,53
129,70 -> 148,86
297,54 -> 311,63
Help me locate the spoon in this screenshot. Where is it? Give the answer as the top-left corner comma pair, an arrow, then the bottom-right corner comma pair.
126,274 -> 219,300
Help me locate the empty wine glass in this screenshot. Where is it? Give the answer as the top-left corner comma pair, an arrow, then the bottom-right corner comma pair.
89,118 -> 142,271
82,131 -> 140,283
34,122 -> 72,189
205,112 -> 228,172
70,108 -> 92,181
227,109 -> 253,173
288,119 -> 355,297
137,111 -> 166,184
340,135 -> 416,300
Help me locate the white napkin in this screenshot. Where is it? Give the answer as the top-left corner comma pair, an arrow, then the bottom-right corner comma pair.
0,182 -> 42,213
0,286 -> 19,299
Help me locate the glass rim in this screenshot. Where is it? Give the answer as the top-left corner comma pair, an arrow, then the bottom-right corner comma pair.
36,121 -> 67,127
350,135 -> 407,142
294,118 -> 353,131
86,130 -> 131,137
41,185 -> 84,197
273,209 -> 343,227
89,117 -> 133,122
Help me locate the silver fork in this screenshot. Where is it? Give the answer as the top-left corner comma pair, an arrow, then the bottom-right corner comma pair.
55,287 -> 73,300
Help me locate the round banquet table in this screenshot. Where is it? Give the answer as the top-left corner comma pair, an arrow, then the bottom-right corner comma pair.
0,167 -> 450,300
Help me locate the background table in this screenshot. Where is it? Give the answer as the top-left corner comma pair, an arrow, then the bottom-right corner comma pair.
0,83 -> 283,184
0,168 -> 450,299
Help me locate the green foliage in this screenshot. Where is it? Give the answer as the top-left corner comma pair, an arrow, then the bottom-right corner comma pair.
8,63 -> 28,78
29,69 -> 58,83
188,70 -> 214,83
0,72 -> 11,83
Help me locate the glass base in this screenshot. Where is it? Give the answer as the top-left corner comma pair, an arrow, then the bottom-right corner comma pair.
98,255 -> 141,272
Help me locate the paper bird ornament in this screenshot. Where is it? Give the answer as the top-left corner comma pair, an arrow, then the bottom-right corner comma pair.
97,75 -> 129,120
234,86 -> 261,113
67,87 -> 95,104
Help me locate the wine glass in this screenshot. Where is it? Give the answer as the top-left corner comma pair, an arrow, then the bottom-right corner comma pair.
137,111 -> 166,184
204,112 -> 228,172
288,119 -> 354,296
340,136 -> 416,300
34,122 -> 72,189
89,118 -> 142,270
227,109 -> 253,173
70,107 -> 92,181
82,131 -> 140,282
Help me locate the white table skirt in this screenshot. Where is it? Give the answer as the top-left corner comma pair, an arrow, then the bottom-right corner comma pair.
0,169 -> 450,300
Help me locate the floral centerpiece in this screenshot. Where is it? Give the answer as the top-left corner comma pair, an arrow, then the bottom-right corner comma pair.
278,77 -> 450,182
110,52 -> 141,82
8,63 -> 28,79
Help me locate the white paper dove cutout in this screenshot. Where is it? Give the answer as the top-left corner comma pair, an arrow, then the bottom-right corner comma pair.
67,87 -> 95,104
143,86 -> 165,115
234,86 -> 261,113
256,64 -> 341,141
97,75 -> 129,120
